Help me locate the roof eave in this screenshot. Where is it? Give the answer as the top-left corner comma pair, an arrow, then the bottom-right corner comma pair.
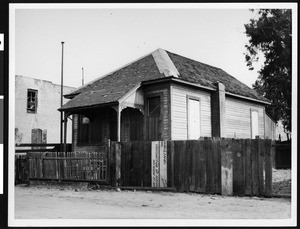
58,101 -> 119,113
225,92 -> 271,105
142,77 -> 271,105
141,76 -> 216,92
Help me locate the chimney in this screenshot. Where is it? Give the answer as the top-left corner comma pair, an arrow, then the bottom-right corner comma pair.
211,82 -> 226,137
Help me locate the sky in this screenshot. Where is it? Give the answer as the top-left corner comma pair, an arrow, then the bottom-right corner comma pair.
14,4 -> 266,89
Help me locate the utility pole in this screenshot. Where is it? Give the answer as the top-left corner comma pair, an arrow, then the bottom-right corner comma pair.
82,67 -> 84,86
60,41 -> 64,151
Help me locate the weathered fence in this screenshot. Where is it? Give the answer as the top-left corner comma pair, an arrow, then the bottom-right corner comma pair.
115,138 -> 274,197
15,153 -> 28,184
27,151 -> 108,182
15,138 -> 274,197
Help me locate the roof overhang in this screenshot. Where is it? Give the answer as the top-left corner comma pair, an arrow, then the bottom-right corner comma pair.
141,76 -> 216,92
225,92 -> 271,105
58,101 -> 118,113
142,77 -> 271,105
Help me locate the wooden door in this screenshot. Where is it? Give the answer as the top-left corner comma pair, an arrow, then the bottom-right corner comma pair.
188,98 -> 200,140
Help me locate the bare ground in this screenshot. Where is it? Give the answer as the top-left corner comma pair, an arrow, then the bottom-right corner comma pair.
15,185 -> 291,219
272,169 -> 291,196
14,169 -> 292,219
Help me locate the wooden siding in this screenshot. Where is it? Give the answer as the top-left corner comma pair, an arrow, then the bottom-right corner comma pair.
144,84 -> 170,140
225,96 -> 265,139
171,84 -> 211,140
265,114 -> 276,140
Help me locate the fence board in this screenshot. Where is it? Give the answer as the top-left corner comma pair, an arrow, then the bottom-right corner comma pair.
244,139 -> 252,196
212,137 -> 221,194
167,141 -> 174,188
251,139 -> 259,196
185,140 -> 192,192
221,139 -> 233,196
204,138 -> 213,193
198,140 -> 206,193
265,140 -> 273,197
232,139 -> 245,196
143,141 -> 151,187
258,139 -> 266,196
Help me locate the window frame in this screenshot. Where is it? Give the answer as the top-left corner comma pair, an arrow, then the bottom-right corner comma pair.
250,109 -> 259,139
145,93 -> 163,140
27,89 -> 38,114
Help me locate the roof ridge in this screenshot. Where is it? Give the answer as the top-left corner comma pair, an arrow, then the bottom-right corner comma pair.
66,48 -> 166,97
152,48 -> 180,78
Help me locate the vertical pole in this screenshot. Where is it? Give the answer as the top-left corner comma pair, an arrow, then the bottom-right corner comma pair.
82,67 -> 84,86
60,41 -> 65,152
117,105 -> 121,142
63,112 -> 68,179
64,112 -> 67,153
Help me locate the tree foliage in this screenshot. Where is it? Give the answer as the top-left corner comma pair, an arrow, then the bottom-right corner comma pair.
244,9 -> 292,132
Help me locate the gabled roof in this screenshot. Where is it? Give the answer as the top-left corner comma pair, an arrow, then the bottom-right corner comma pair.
60,48 -> 269,111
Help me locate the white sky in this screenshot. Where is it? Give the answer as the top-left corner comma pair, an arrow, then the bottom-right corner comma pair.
14,5 -> 268,88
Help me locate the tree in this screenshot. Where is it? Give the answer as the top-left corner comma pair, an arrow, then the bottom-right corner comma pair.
244,9 -> 292,132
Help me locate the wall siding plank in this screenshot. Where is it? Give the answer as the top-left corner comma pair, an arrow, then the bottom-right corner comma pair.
171,84 -> 212,140
225,97 -> 265,139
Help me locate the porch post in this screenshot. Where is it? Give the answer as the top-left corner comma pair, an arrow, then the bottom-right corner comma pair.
63,112 -> 68,153
117,105 -> 121,142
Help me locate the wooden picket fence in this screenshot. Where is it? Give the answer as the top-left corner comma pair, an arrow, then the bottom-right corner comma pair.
27,151 -> 108,182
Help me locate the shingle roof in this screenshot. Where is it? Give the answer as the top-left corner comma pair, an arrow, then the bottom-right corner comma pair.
167,51 -> 269,102
60,48 -> 269,111
60,54 -> 163,110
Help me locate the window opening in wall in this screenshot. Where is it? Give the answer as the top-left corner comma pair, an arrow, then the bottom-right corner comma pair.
147,96 -> 161,140
148,96 -> 160,117
78,115 -> 90,144
251,110 -> 259,139
27,89 -> 38,113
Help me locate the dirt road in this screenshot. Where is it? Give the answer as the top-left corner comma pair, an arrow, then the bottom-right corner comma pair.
14,185 -> 291,219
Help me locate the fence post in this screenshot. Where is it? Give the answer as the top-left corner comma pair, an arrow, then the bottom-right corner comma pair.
110,142 -> 121,187
115,142 -> 121,186
221,138 -> 233,196
265,140 -> 274,197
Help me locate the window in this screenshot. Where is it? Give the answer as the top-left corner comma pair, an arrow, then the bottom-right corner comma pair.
27,89 -> 38,113
78,115 -> 90,144
147,96 -> 161,140
251,110 -> 259,139
148,96 -> 160,117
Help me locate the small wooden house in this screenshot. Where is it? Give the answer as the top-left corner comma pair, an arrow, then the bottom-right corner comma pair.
59,48 -> 270,152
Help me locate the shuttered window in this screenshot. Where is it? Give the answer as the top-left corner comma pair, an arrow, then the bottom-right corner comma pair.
251,110 -> 259,139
